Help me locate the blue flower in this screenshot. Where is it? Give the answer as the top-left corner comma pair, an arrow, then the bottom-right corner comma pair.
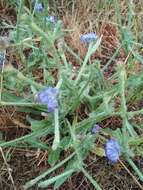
91,124 -> 101,134
105,139 -> 120,164
80,32 -> 97,43
34,2 -> 44,12
0,52 -> 5,68
37,87 -> 59,112
45,16 -> 57,24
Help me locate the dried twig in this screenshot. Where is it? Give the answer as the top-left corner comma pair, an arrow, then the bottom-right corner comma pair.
0,147 -> 16,190
119,159 -> 143,190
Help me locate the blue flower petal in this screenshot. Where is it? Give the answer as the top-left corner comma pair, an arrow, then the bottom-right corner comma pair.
105,139 -> 120,163
80,32 -> 98,43
45,16 -> 57,24
91,124 -> 101,134
47,97 -> 58,112
37,87 -> 59,112
34,2 -> 44,12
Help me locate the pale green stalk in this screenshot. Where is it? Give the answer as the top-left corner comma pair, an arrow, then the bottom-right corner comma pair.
24,152 -> 75,189
38,169 -> 74,188
52,108 -> 60,150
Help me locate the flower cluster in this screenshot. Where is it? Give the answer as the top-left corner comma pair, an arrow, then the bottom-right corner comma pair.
80,32 -> 97,44
91,124 -> 101,134
33,1 -> 57,25
34,2 -> 44,12
37,87 -> 59,112
105,139 -> 120,164
45,16 -> 57,24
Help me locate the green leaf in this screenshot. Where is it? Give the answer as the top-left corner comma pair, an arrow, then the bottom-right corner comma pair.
60,136 -> 71,149
30,118 -> 52,132
54,172 -> 72,190
2,92 -> 24,102
38,169 -> 74,188
75,36 -> 102,84
126,120 -> 137,137
0,128 -> 50,148
27,137 -> 48,149
48,149 -> 61,166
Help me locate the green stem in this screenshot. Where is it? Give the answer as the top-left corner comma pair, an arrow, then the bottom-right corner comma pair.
127,158 -> 143,181
81,167 -> 102,190
0,128 -> 50,148
16,0 -> 23,42
52,109 -> 60,150
102,44 -> 122,72
56,78 -> 63,89
68,122 -> 83,167
0,101 -> 36,107
75,37 -> 102,85
64,43 -> 82,63
119,64 -> 128,150
0,50 -> 6,101
24,152 -> 75,189
38,169 -> 74,188
128,109 -> 143,118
